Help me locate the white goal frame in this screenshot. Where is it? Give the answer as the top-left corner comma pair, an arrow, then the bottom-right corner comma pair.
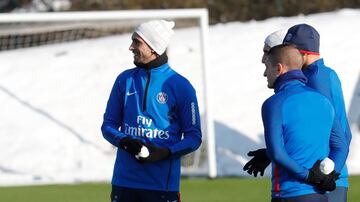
0,9 -> 217,178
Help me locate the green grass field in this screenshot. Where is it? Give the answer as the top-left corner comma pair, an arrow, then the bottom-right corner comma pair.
0,176 -> 359,202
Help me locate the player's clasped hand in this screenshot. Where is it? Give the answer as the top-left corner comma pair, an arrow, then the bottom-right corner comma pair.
119,137 -> 143,156
319,171 -> 340,192
119,137 -> 170,163
137,144 -> 170,163
243,148 -> 271,177
306,160 -> 340,192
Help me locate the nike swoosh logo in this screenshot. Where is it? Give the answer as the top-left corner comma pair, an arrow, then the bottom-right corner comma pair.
126,91 -> 137,96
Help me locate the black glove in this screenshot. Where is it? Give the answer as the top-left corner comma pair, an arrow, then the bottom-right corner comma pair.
317,170 -> 340,192
243,148 -> 271,177
119,137 -> 143,156
306,160 -> 324,185
137,144 -> 170,163
306,160 -> 340,192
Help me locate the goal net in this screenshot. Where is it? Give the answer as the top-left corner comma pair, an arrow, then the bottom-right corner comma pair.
0,9 -> 216,185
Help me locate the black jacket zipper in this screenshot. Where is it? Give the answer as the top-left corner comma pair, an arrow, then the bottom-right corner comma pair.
143,69 -> 151,112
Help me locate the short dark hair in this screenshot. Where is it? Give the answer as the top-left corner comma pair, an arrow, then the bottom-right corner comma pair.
267,44 -> 303,71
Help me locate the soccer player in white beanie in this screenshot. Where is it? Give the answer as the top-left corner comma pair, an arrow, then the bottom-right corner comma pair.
134,20 -> 175,55
101,20 -> 202,202
261,29 -> 287,63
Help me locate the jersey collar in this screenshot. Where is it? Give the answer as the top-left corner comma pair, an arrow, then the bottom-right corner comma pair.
274,70 -> 308,93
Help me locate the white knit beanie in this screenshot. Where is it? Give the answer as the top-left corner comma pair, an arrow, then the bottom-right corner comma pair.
134,20 -> 175,55
264,29 -> 287,48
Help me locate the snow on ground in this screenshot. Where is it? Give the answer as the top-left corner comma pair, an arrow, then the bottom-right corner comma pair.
0,9 -> 359,185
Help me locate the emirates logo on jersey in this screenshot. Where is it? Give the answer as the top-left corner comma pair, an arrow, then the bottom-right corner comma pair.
156,92 -> 168,104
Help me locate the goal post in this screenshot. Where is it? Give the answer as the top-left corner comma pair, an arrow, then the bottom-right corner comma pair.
0,9 -> 217,179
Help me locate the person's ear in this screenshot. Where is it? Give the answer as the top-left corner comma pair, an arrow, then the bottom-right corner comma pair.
301,54 -> 308,66
151,50 -> 160,57
276,63 -> 286,76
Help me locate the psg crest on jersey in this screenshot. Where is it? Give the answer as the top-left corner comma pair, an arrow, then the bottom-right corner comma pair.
156,92 -> 168,104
